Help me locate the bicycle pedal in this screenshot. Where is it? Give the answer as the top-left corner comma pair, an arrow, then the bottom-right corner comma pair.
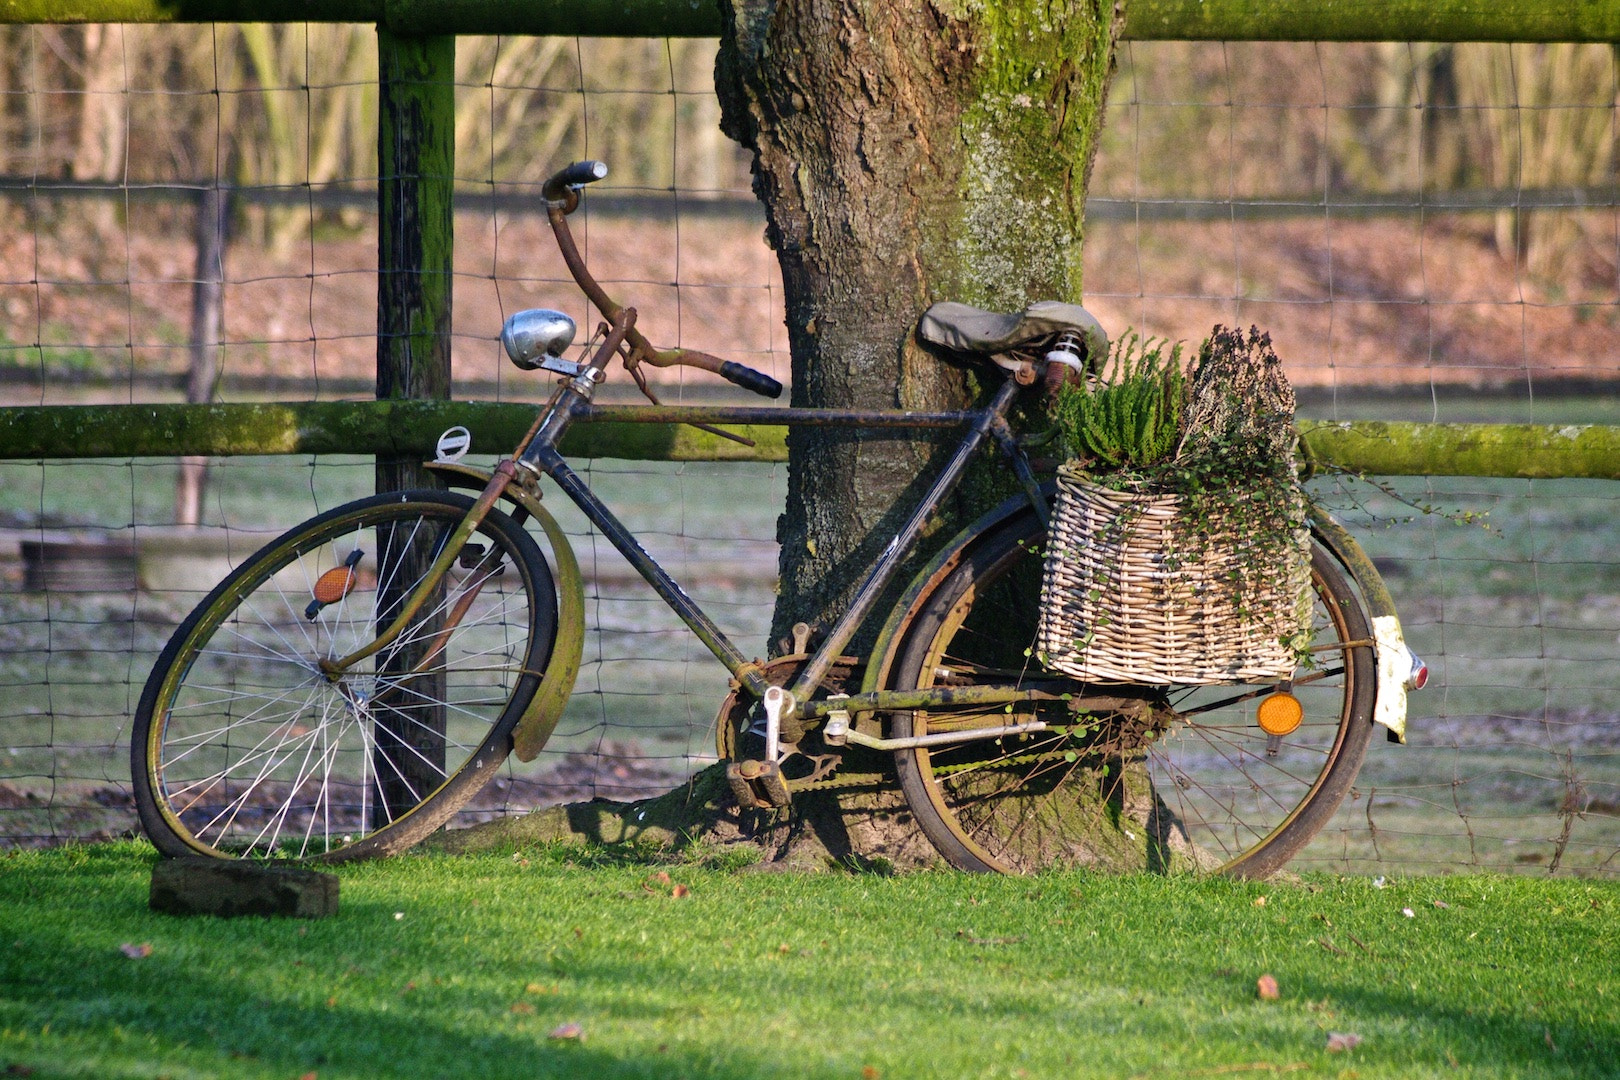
726,759 -> 791,810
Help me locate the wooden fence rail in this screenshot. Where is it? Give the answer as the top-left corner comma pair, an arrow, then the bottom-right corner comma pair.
2,400 -> 1618,479
0,0 -> 1615,42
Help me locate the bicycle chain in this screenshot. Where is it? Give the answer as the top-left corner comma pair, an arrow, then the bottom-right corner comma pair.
784,744 -> 1075,792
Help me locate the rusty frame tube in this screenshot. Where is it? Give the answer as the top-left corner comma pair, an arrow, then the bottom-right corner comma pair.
577,404 -> 978,428
798,685 -> 1153,720
841,720 -> 1051,752
786,377 -> 1026,704
523,441 -> 770,698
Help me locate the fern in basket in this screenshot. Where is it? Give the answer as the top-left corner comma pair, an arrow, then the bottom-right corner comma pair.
1051,332 -> 1185,474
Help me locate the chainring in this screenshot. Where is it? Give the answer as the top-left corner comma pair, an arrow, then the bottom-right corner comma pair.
714,653 -> 861,791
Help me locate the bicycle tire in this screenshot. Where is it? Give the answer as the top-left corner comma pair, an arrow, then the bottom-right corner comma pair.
132,490 -> 557,862
888,507 -> 1376,877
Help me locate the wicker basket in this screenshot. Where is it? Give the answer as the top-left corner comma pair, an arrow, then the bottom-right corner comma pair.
1036,467 -> 1313,685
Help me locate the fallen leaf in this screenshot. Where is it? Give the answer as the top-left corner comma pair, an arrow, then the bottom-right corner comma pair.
671,883 -> 690,899
509,1001 -> 535,1015
1326,1032 -> 1363,1053
525,982 -> 557,995
299,1072 -> 318,1080
1257,974 -> 1281,1001
651,871 -> 671,885
118,942 -> 152,959
1433,899 -> 1451,909
862,1068 -> 881,1079
1253,895 -> 1268,907
548,1022 -> 585,1042
1402,907 -> 1416,918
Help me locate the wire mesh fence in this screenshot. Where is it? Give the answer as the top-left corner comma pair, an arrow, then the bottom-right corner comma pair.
1,29 -> 1617,874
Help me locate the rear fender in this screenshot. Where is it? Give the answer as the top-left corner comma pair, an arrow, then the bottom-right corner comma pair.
1307,505 -> 1412,744
858,487 -> 1048,716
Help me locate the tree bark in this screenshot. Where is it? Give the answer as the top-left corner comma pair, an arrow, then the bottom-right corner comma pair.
715,0 -> 1124,648
701,1 -> 1131,868
448,1 -> 1146,872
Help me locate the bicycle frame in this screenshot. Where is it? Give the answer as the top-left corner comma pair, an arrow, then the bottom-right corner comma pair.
319,160 -> 1417,774
315,322 -> 1064,773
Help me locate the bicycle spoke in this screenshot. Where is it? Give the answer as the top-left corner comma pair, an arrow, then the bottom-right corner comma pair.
135,491 -> 554,861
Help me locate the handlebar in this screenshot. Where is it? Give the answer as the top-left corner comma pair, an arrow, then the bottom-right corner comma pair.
719,361 -> 785,398
537,160 -> 784,400
542,159 -> 608,206
631,347 -> 784,399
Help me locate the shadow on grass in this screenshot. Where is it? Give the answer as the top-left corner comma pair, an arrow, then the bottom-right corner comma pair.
1279,971 -> 1620,1078
0,849 -> 791,1080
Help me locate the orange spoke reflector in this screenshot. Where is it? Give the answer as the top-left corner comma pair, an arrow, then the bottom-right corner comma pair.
1257,691 -> 1304,736
312,565 -> 359,606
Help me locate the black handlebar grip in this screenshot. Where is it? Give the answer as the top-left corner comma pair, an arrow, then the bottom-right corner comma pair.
719,361 -> 784,399
542,160 -> 609,203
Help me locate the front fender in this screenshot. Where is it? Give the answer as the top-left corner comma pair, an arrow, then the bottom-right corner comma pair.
427,461 -> 585,762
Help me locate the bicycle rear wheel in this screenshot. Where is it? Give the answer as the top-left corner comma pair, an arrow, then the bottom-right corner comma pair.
888,507 -> 1375,876
132,491 -> 556,861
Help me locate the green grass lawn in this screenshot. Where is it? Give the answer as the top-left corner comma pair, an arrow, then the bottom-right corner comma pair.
2,843 -> 1617,1079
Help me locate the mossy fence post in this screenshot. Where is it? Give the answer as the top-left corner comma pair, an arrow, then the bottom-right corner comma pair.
373,28 -> 456,818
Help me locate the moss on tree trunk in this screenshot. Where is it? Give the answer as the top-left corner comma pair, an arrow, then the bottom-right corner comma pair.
714,0 -> 1123,647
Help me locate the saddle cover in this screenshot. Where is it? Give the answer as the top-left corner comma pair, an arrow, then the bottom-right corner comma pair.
918,300 -> 1109,364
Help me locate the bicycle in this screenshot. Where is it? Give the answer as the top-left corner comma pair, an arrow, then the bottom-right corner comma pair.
131,160 -> 1424,876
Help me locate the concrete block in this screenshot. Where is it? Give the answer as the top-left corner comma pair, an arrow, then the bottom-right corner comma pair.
149,857 -> 339,919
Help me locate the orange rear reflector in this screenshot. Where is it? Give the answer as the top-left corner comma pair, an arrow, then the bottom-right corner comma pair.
1257,691 -> 1304,736
312,565 -> 358,606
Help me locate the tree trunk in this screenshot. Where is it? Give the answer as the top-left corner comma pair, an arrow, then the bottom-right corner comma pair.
446,1 -> 1138,871
703,0 -> 1131,868
716,0 -> 1123,649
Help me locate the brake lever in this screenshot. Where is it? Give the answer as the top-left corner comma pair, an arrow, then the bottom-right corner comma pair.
624,343 -> 755,448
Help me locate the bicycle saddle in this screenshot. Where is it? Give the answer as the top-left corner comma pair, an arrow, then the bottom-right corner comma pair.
918,300 -> 1109,367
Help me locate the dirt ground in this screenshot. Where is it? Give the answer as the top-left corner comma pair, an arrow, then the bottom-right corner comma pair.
2,198 -> 1616,404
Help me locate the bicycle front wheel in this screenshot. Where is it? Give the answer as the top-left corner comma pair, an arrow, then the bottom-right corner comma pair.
888,507 -> 1376,877
132,491 -> 556,861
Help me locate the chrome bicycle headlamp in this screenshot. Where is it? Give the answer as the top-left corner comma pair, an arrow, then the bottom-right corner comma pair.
501,309 -> 578,371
